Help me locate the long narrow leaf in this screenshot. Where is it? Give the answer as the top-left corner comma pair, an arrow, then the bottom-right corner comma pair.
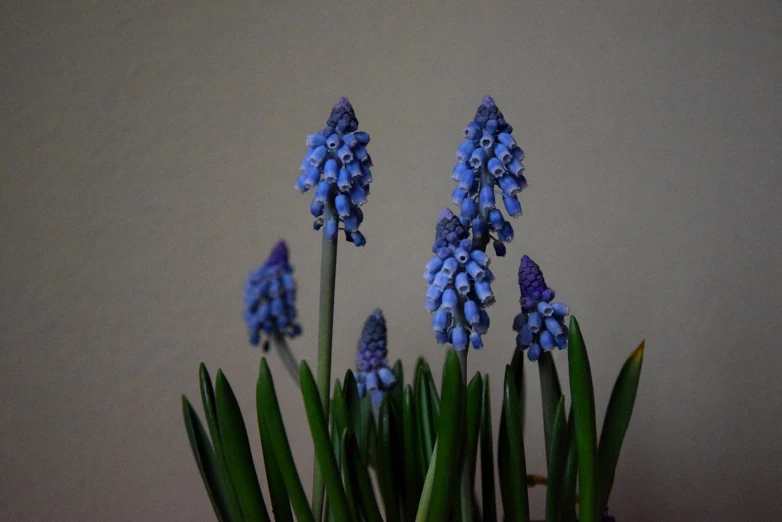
200,365 -> 244,522
465,372 -> 483,490
402,385 -> 423,520
597,340 -> 644,516
561,405 -> 578,522
567,316 -> 598,522
182,396 -> 232,522
299,361 -> 354,522
416,366 -> 436,469
215,371 -> 270,522
343,429 -> 384,522
256,358 -> 315,522
480,376 -> 497,522
414,441 -> 438,522
545,396 -> 567,522
257,412 -> 292,522
427,350 -> 464,522
502,365 -> 530,522
376,396 -> 400,522
538,351 -> 563,462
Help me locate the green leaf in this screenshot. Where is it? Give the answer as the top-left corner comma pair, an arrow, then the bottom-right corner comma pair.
560,405 -> 578,522
199,364 -> 244,522
376,395 -> 401,522
510,350 -> 525,432
414,441 -> 438,522
480,376 -> 497,522
502,364 -> 530,522
402,385 -> 423,520
391,359 -> 404,409
545,396 -> 567,522
257,406 -> 292,522
427,350 -> 465,522
597,340 -> 644,516
299,361 -> 354,522
182,396 -> 233,522
416,364 -> 436,469
465,372 -> 483,492
567,316 -> 598,522
537,351 -> 563,463
256,358 -> 315,522
215,370 -> 270,522
342,428 -> 384,522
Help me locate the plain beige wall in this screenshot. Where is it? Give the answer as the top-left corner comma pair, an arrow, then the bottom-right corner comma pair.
2,1 -> 781,520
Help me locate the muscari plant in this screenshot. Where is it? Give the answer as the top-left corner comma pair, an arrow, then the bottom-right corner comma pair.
182,96 -> 644,522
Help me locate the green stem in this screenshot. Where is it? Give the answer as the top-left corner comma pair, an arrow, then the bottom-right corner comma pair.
456,349 -> 472,522
311,206 -> 339,522
414,441 -> 439,522
272,333 -> 300,388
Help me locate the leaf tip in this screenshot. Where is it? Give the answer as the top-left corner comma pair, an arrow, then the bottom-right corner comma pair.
631,340 -> 645,362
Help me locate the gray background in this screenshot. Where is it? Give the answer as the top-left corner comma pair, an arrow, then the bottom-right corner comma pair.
2,1 -> 781,520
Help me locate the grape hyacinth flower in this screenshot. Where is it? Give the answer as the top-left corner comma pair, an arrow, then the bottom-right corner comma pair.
294,97 -> 373,246
354,309 -> 396,409
243,241 -> 302,351
425,208 -> 495,350
512,255 -> 570,361
452,95 -> 527,256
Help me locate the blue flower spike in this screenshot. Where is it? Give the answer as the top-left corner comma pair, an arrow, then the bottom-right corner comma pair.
424,208 -> 497,350
295,97 -> 373,246
452,95 -> 526,256
512,255 -> 570,361
243,241 -> 302,351
354,309 -> 396,410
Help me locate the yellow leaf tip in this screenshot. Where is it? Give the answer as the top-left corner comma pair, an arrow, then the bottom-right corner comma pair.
631,340 -> 645,361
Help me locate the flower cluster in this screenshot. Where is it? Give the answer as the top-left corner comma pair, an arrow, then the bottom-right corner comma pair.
512,255 -> 570,361
451,95 -> 526,257
354,309 -> 396,409
425,208 -> 495,350
243,241 -> 302,350
294,97 -> 373,246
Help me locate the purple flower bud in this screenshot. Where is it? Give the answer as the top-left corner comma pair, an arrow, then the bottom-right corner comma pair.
335,194 -> 351,217
480,131 -> 494,150
452,326 -> 469,350
310,200 -> 325,217
537,301 -> 554,317
488,157 -> 505,177
345,159 -> 361,179
441,288 -> 458,310
432,309 -> 451,331
540,331 -> 555,351
464,122 -> 481,140
475,281 -> 495,306
528,343 -> 542,361
493,241 -> 506,257
343,133 -> 358,148
454,272 -> 470,295
458,168 -> 476,190
461,197 -> 478,220
502,194 -> 522,217
453,248 -> 470,264
470,332 -> 483,349
452,186 -> 468,204
498,175 -> 521,196
349,183 -> 367,206
472,217 -> 487,238
470,148 -> 486,168
457,140 -> 476,162
442,257 -> 458,276
497,133 -> 515,149
435,330 -> 449,344
307,133 -> 328,147
326,133 -> 341,149
551,302 -> 569,318
309,145 -> 328,167
470,249 -> 490,267
354,131 -> 370,145
545,317 -> 564,337
508,159 -> 524,176
489,209 -> 505,230
494,143 -> 513,164
426,256 -> 444,273
528,311 -> 542,333
498,222 -> 514,242
466,261 -> 485,281
464,300 -> 481,325
314,180 -> 331,203
479,185 -> 496,210
337,144 -> 353,164
337,167 -> 352,192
